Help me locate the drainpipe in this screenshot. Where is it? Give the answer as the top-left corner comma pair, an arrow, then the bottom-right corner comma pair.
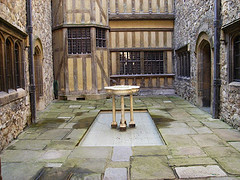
27,0 -> 36,123
213,0 -> 221,119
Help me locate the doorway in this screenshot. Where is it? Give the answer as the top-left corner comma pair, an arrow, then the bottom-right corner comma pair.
34,46 -> 43,110
198,39 -> 212,110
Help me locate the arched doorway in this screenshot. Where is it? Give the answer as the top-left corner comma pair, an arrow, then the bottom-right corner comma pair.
201,42 -> 211,107
34,46 -> 43,110
196,33 -> 212,111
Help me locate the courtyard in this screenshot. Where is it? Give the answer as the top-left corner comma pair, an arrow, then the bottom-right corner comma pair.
1,95 -> 240,179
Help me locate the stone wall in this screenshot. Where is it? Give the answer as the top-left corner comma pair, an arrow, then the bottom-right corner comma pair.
0,0 -> 53,151
174,0 -> 215,105
0,0 -> 30,152
174,0 -> 240,129
219,0 -> 240,129
222,0 -> 240,25
0,1 -> 26,31
0,90 -> 30,151
32,0 -> 54,110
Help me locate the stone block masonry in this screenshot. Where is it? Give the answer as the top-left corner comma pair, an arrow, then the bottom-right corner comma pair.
174,0 -> 240,129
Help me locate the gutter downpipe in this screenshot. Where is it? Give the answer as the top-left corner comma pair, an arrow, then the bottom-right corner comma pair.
213,0 -> 221,119
27,0 -> 36,123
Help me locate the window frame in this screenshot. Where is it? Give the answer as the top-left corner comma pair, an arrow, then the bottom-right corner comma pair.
176,45 -> 190,79
0,28 -> 26,94
233,34 -> 240,82
119,51 -> 141,75
118,51 -> 166,75
144,51 -> 164,74
222,20 -> 240,83
96,28 -> 106,48
67,27 -> 91,55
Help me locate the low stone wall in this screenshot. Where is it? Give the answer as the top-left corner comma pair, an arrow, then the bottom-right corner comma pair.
0,96 -> 30,151
174,79 -> 196,103
220,83 -> 240,130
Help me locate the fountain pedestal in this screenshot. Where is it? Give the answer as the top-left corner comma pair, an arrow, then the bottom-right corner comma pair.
104,85 -> 140,131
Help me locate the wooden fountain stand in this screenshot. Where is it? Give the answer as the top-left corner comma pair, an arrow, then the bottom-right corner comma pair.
104,85 -> 140,131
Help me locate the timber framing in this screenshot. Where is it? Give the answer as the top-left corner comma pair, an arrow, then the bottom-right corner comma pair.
110,28 -> 173,32
110,47 -> 173,52
109,14 -> 174,20
52,24 -> 110,31
110,74 -> 175,78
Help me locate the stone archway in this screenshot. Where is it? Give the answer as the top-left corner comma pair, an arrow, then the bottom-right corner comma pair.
196,33 -> 212,111
201,41 -> 211,107
34,39 -> 44,110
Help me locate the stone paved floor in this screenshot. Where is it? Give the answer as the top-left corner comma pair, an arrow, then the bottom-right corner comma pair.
1,95 -> 240,180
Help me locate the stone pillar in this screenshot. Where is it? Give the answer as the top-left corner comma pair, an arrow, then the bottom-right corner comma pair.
129,93 -> 136,127
111,95 -> 117,128
120,95 -> 127,131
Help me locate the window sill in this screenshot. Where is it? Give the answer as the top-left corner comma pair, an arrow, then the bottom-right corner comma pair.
0,88 -> 27,106
229,82 -> 240,87
177,77 -> 190,81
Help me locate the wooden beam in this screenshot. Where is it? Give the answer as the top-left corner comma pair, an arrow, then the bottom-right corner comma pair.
95,55 -> 110,83
110,74 -> 175,78
96,0 -> 107,21
109,13 -> 175,20
110,47 -> 173,52
110,28 -> 174,32
52,24 -> 110,31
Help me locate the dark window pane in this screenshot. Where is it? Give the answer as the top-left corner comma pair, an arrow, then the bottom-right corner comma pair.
120,52 -> 140,75
96,28 -> 106,48
144,51 -> 164,74
0,38 -> 4,91
68,28 -> 91,54
177,50 -> 190,78
15,43 -> 21,88
6,39 -> 14,90
234,35 -> 240,81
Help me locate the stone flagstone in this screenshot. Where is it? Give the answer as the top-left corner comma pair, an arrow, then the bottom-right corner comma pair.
169,157 -> 217,167
170,146 -> 207,157
130,156 -> 175,179
7,139 -> 51,150
215,156 -> 240,175
1,150 -> 44,163
175,165 -> 227,178
203,146 -> 240,157
38,150 -> 72,163
1,95 -> 240,179
212,129 -> 240,141
37,129 -> 71,140
229,142 -> 240,152
112,146 -> 132,162
190,134 -> 227,147
2,163 -> 45,180
103,168 -> 128,180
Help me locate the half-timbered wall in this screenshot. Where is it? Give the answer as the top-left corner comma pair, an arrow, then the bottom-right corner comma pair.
109,20 -> 174,89
109,0 -> 174,15
53,0 -> 175,97
53,0 -> 108,27
52,0 -> 110,97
